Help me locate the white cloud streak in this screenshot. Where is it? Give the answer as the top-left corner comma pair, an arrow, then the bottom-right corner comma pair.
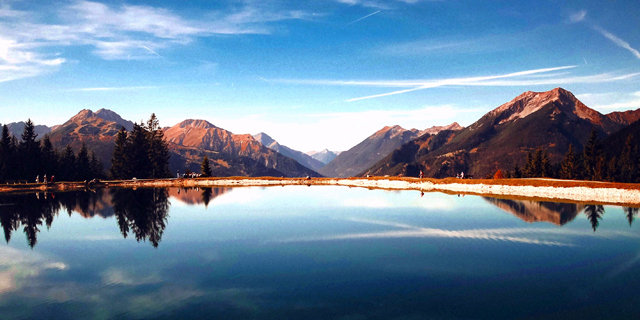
274,66 -> 640,102
68,85 -> 161,92
346,10 -> 380,26
594,26 -> 640,60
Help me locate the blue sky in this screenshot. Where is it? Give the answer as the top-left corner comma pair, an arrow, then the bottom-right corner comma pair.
0,0 -> 639,151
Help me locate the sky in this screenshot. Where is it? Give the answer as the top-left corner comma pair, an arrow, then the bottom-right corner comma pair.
0,0 -> 639,152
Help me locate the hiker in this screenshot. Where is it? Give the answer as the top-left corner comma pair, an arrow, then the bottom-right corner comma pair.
51,176 -> 55,183
460,172 -> 464,179
419,170 -> 423,179
44,174 -> 47,183
36,175 -> 39,183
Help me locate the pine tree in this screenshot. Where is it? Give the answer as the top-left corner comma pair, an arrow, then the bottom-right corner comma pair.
90,152 -> 105,179
523,151 -> 535,178
76,143 -> 91,181
110,127 -> 129,180
583,129 -> 600,181
60,145 -> 77,181
200,155 -> 212,177
19,119 -> 42,180
40,135 -> 58,179
618,134 -> 636,183
146,114 -> 171,178
0,125 -> 15,182
513,164 -> 522,178
559,144 -> 577,180
541,149 -> 551,177
125,123 -> 152,179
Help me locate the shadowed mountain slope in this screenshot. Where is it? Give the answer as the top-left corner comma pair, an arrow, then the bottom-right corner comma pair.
253,132 -> 325,171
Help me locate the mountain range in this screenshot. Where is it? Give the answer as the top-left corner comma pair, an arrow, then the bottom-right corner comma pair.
361,88 -> 640,178
3,87 -> 639,179
319,122 -> 462,178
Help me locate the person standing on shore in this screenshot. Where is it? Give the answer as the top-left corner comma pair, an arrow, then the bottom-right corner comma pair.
419,170 -> 423,179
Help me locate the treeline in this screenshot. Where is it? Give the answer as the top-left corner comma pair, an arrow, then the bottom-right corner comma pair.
0,113 -> 171,183
109,114 -> 171,180
0,120 -> 105,183
502,130 -> 639,183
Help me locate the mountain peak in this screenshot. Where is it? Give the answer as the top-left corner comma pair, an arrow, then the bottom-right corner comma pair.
178,119 -> 218,129
253,132 -> 276,147
373,125 -> 407,139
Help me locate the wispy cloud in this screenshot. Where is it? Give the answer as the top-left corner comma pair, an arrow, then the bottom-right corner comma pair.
0,0 -> 316,78
274,66 -> 640,102
346,10 -> 380,26
68,85 -> 161,92
276,217 -> 574,247
569,10 -> 587,23
593,26 -> 640,60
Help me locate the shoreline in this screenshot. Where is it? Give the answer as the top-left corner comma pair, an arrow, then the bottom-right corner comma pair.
1,177 -> 639,206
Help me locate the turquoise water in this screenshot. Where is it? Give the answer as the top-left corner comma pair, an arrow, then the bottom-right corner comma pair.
0,186 -> 639,319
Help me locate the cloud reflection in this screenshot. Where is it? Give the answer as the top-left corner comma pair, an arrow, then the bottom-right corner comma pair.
277,217 -> 640,247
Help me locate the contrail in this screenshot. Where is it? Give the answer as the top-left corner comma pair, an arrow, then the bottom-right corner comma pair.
141,45 -> 161,57
346,10 -> 381,26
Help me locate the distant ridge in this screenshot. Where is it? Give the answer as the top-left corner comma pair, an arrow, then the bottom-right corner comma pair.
253,132 -> 325,171
307,149 -> 341,165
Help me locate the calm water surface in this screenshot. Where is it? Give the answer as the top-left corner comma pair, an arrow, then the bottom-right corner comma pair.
0,186 -> 639,319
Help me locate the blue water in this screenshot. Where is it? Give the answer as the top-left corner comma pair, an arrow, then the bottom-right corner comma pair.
0,186 -> 639,319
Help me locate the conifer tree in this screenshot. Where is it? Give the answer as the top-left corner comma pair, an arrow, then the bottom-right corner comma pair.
76,143 -> 91,181
200,155 -> 212,177
90,152 -> 105,179
523,151 -> 534,178
618,134 -> 636,182
60,145 -> 77,181
19,119 -> 42,180
583,129 -> 600,180
513,164 -> 522,178
541,149 -> 551,177
40,135 -> 58,179
559,144 -> 577,180
125,123 -> 152,179
0,125 -> 15,182
110,127 -> 129,180
146,114 -> 171,178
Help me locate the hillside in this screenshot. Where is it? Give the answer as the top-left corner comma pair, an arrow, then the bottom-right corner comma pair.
164,120 -> 320,177
363,88 -> 637,178
253,132 -> 325,171
318,125 -> 422,178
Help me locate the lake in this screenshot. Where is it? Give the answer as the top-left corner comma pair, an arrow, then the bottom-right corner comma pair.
0,186 -> 639,319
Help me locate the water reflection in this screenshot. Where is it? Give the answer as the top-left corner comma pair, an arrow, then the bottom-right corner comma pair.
111,188 -> 170,248
1,188 -> 639,249
483,197 -> 583,226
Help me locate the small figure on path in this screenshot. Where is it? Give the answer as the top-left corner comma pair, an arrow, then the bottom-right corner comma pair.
44,174 -> 47,183
51,176 -> 55,183
36,175 -> 39,183
419,170 -> 423,179
460,172 -> 464,179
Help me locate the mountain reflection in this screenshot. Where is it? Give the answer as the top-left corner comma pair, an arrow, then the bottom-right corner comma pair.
168,187 -> 230,206
483,197 -> 583,226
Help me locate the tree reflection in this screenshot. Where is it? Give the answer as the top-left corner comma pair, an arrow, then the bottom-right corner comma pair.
584,205 -> 605,232
0,193 -> 61,247
110,188 -> 170,248
623,207 -> 639,226
202,188 -> 212,207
